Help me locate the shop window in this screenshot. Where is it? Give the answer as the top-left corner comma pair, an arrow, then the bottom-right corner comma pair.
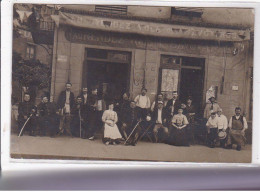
26,44 -> 36,59
95,5 -> 127,15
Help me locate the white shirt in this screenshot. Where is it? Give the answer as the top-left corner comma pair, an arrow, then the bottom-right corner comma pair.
65,91 -> 70,104
65,91 -> 71,113
217,114 -> 228,130
229,115 -> 248,129
83,94 -> 88,104
134,95 -> 151,109
157,109 -> 162,124
206,117 -> 219,128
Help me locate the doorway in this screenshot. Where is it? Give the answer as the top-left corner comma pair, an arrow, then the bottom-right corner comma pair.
83,48 -> 131,101
159,55 -> 205,115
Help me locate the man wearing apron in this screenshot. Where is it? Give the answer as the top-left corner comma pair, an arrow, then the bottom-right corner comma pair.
227,107 -> 248,151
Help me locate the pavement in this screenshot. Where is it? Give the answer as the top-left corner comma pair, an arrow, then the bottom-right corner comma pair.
10,134 -> 252,163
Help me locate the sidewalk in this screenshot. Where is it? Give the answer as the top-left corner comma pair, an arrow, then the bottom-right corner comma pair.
10,134 -> 252,163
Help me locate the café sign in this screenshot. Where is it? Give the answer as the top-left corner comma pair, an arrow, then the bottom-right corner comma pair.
57,12 -> 250,42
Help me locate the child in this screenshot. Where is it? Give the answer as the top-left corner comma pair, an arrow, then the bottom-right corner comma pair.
206,111 -> 219,148
102,101 -> 122,145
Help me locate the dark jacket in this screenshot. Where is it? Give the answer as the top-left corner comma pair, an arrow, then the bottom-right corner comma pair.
122,107 -> 139,126
71,103 -> 87,119
151,107 -> 167,125
18,101 -> 36,118
37,102 -> 56,117
117,99 -> 130,122
80,93 -> 89,105
57,90 -> 74,109
165,99 -> 182,118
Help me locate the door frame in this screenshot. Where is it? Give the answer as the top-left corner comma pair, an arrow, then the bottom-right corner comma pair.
158,54 -> 206,110
83,47 -> 132,94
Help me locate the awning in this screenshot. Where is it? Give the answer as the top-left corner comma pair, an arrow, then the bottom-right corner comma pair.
51,11 -> 250,42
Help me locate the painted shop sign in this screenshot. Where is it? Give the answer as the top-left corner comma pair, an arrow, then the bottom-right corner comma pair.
65,28 -> 241,57
58,12 -> 250,41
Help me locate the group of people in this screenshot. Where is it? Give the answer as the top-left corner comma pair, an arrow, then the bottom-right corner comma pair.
16,82 -> 248,151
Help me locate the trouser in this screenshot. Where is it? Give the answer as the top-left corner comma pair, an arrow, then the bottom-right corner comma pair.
136,107 -> 148,120
208,128 -> 218,147
219,138 -> 226,148
227,129 -> 246,146
38,116 -> 57,136
153,123 -> 169,143
87,110 -> 99,137
18,115 -> 37,136
123,122 -> 142,144
59,113 -> 72,136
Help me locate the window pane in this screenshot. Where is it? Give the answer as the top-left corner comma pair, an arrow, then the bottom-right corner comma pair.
161,69 -> 179,92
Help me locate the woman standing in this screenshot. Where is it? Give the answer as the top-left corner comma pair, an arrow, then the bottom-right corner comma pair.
170,108 -> 189,146
102,101 -> 122,145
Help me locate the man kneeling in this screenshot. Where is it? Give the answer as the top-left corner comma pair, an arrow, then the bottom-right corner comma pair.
151,101 -> 169,143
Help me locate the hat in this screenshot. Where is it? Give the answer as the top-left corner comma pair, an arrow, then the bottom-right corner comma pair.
218,131 -> 227,140
217,108 -> 223,112
210,110 -> 216,115
208,96 -> 215,101
172,91 -> 178,94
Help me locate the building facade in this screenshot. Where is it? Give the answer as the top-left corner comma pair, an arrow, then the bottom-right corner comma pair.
49,5 -> 253,121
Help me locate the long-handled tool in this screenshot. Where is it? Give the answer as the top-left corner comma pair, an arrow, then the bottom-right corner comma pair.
18,114 -> 32,137
124,120 -> 141,145
79,108 -> 82,138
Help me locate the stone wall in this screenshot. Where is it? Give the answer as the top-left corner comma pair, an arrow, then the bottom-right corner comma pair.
50,25 -> 252,120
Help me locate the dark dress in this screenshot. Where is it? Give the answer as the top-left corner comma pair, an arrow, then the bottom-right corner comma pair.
37,102 -> 57,136
169,114 -> 190,146
183,104 -> 196,143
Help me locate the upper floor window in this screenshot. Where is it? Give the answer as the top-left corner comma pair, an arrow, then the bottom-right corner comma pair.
26,44 -> 36,59
95,5 -> 127,16
171,7 -> 203,22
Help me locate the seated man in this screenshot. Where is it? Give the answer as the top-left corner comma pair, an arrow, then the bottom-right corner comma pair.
206,111 -> 219,148
227,107 -> 248,151
121,101 -> 142,146
18,93 -> 37,136
151,93 -> 164,112
217,108 -> 228,148
37,95 -> 57,137
151,101 -> 169,143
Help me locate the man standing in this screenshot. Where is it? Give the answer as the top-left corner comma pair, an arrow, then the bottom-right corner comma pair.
37,95 -> 57,137
227,107 -> 248,151
57,82 -> 74,136
204,97 -> 221,119
86,87 -> 99,140
80,87 -> 88,106
217,108 -> 228,148
151,101 -> 169,143
18,93 -> 37,136
134,88 -> 151,120
151,93 -> 164,112
71,96 -> 87,138
165,91 -> 182,124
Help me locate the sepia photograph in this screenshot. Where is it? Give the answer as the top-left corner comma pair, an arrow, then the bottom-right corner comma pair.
9,3 -> 254,163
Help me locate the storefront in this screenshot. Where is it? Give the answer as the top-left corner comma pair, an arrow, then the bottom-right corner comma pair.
50,11 -> 252,119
